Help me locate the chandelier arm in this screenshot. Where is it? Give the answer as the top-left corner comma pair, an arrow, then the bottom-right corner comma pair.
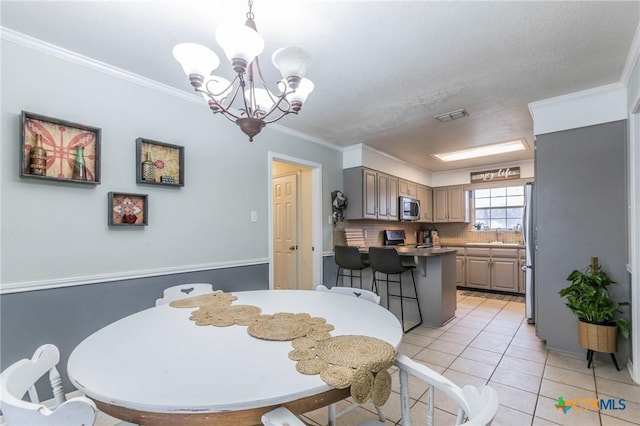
262,109 -> 297,125
196,86 -> 244,121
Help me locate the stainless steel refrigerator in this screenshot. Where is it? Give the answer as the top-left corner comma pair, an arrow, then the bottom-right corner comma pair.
523,182 -> 535,324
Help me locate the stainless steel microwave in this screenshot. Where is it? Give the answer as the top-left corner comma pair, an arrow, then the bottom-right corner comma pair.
399,196 -> 421,221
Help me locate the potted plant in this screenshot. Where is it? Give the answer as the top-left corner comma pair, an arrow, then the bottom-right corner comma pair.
559,257 -> 629,369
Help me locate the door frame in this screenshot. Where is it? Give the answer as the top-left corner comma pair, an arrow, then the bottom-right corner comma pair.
268,152 -> 323,290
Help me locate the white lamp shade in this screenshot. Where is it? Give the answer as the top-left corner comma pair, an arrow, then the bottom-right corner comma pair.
272,46 -> 311,79
173,43 -> 219,76
201,76 -> 233,102
215,24 -> 264,65
247,88 -> 275,113
286,78 -> 314,103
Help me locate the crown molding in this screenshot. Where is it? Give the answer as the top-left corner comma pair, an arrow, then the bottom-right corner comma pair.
622,23 -> 640,86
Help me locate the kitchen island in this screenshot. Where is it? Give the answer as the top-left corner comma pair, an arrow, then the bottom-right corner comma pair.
354,246 -> 457,327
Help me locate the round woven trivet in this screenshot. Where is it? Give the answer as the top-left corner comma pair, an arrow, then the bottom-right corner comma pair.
273,312 -> 296,319
312,323 -> 335,332
247,317 -> 313,341
219,305 -> 262,320
371,370 -> 392,407
294,313 -> 312,319
304,317 -> 327,325
288,348 -> 316,361
306,330 -> 332,341
169,291 -> 236,308
291,337 -> 317,349
189,310 -> 236,327
350,368 -> 374,404
235,314 -> 273,326
320,365 -> 356,389
296,359 -> 328,375
315,335 -> 395,371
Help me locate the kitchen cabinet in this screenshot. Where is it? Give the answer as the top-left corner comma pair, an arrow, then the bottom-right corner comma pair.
416,184 -> 433,222
464,247 -> 521,293
343,167 -> 398,221
399,179 -> 418,198
433,185 -> 469,222
449,246 -> 466,286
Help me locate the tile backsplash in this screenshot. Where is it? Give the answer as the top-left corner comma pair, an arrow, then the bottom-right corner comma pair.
333,220 -> 523,247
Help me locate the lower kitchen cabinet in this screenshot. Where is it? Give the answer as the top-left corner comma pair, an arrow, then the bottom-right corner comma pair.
466,257 -> 491,289
491,257 -> 519,292
455,256 -> 465,286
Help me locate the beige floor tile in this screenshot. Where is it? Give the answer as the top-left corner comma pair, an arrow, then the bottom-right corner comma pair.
449,357 -> 496,380
600,413 -> 640,426
408,402 -> 459,425
491,405 -> 533,426
595,364 -> 638,385
488,318 -> 522,329
413,347 -> 458,369
514,329 -> 543,342
358,391 -> 403,424
467,308 -> 500,318
505,344 -> 548,364
445,324 -> 482,337
462,313 -> 494,324
401,333 -> 434,348
546,351 -> 592,374
398,341 -> 423,358
498,354 -> 545,377
539,378 -> 597,401
534,395 -> 601,426
409,325 -> 445,339
491,365 -> 541,393
596,377 -> 640,404
459,346 -> 504,366
543,365 -> 596,391
469,331 -> 512,353
455,318 -> 488,330
509,336 -> 547,352
484,323 -> 519,336
597,393 -> 640,424
532,416 -> 562,425
427,339 -> 467,356
436,330 -> 476,346
487,381 -> 538,415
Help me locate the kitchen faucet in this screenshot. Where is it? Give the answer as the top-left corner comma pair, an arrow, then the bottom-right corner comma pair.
495,228 -> 503,243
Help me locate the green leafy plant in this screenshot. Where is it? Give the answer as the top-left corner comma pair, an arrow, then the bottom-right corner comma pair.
559,258 -> 629,338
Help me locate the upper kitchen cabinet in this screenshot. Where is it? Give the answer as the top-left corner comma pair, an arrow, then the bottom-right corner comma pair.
417,184 -> 433,222
343,167 -> 398,221
433,185 -> 469,222
398,179 -> 418,198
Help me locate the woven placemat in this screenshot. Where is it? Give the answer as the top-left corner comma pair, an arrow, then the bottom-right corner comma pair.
371,370 -> 392,407
320,365 -> 355,389
169,291 -> 237,308
296,359 -> 328,375
235,314 -> 273,326
315,335 -> 395,372
288,348 -> 316,361
247,317 -> 314,341
291,337 -> 317,349
189,308 -> 236,327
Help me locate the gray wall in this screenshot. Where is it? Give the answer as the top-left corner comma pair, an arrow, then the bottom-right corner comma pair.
0,264 -> 268,393
535,120 -> 630,362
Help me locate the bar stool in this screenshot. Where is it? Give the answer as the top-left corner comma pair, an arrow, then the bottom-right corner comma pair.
334,245 -> 370,289
368,247 -> 422,333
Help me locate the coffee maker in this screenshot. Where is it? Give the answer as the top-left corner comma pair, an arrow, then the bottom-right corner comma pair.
419,227 -> 439,246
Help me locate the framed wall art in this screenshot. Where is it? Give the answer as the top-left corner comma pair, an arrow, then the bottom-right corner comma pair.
108,192 -> 148,226
20,111 -> 101,184
136,138 -> 184,187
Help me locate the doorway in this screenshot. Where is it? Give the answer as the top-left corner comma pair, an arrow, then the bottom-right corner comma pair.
269,153 -> 323,290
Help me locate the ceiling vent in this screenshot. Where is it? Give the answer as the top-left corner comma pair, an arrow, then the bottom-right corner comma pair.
434,109 -> 468,122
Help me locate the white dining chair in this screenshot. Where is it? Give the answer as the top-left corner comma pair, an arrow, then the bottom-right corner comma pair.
155,283 -> 214,306
315,284 -> 381,305
0,344 -> 97,426
261,406 -> 307,426
360,353 -> 499,426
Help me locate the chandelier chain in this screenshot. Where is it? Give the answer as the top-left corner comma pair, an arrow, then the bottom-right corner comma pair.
246,0 -> 255,20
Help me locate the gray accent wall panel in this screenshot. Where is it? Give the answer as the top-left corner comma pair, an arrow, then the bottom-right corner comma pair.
535,120 -> 629,362
0,264 -> 268,393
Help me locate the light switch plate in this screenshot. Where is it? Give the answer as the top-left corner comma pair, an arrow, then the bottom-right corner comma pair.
250,211 -> 258,223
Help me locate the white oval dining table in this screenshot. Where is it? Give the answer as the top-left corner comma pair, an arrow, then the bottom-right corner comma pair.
67,289 -> 403,425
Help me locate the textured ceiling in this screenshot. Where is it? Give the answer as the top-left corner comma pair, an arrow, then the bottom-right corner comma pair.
2,1 -> 638,171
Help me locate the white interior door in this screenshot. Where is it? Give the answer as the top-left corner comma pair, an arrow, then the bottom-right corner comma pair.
273,174 -> 298,289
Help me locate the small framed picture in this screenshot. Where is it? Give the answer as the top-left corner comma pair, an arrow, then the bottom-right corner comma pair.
108,192 -> 148,226
20,111 -> 101,184
136,138 -> 184,187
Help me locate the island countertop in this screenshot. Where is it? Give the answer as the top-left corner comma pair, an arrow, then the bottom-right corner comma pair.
359,246 -> 457,256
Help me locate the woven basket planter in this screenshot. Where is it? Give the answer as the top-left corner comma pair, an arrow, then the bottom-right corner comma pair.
578,320 -> 617,353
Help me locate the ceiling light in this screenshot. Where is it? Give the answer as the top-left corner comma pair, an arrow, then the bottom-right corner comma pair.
173,0 -> 313,142
434,109 -> 468,122
432,140 -> 527,162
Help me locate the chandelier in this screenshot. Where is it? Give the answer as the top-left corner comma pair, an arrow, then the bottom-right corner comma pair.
173,0 -> 314,142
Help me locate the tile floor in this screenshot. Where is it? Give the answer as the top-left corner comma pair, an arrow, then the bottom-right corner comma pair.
300,290 -> 640,426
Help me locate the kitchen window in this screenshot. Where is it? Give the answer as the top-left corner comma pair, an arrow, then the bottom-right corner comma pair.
473,186 -> 524,230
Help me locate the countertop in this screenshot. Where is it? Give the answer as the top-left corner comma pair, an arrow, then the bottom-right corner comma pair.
359,246 -> 457,256
442,242 -> 525,249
